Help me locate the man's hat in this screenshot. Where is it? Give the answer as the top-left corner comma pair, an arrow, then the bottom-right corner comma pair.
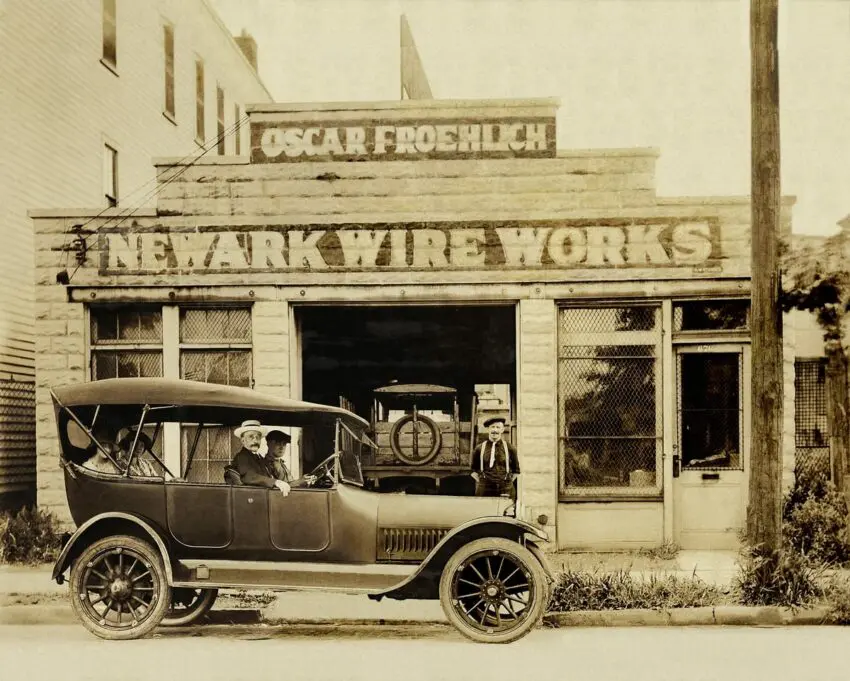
483,416 -> 507,428
117,428 -> 153,451
265,429 -> 291,443
234,419 -> 265,437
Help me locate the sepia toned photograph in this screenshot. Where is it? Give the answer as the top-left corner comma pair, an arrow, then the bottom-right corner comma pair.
1,0 -> 849,678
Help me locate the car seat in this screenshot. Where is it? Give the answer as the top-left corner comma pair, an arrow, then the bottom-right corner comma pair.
223,465 -> 243,485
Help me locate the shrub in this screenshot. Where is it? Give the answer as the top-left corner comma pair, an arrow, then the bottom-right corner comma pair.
783,467 -> 850,566
548,569 -> 724,612
734,544 -> 823,607
0,506 -> 64,565
824,576 -> 850,624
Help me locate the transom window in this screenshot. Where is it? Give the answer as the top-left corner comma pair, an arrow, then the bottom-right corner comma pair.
673,300 -> 750,332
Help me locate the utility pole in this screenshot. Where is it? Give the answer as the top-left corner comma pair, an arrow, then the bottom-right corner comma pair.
747,0 -> 783,551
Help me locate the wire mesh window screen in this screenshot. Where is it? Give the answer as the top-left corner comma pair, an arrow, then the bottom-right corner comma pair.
677,353 -> 743,470
91,307 -> 163,344
558,306 -> 662,497
92,352 -> 163,380
181,425 -> 235,484
180,308 -> 251,343
180,351 -> 251,387
179,307 -> 253,482
794,358 -> 829,478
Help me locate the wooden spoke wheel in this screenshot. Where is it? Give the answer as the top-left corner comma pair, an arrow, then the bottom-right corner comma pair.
69,535 -> 170,640
439,537 -> 546,644
161,588 -> 218,627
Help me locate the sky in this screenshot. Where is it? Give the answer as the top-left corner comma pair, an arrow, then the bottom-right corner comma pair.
210,0 -> 850,236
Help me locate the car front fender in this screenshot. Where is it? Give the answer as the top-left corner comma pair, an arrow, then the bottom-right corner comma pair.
370,516 -> 549,600
52,512 -> 173,585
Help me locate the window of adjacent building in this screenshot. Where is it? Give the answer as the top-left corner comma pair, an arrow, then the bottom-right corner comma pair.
163,23 -> 175,120
794,358 -> 829,477
558,305 -> 662,498
102,0 -> 117,69
678,353 -> 743,470
103,143 -> 118,207
195,60 -> 205,143
88,304 -> 253,484
234,104 -> 242,155
216,86 -> 226,155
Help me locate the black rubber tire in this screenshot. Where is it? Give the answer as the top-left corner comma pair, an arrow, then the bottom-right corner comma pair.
389,413 -> 442,465
161,588 -> 218,627
439,537 -> 546,644
69,534 -> 171,640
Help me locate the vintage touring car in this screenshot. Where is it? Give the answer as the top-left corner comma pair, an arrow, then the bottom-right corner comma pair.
49,378 -> 552,643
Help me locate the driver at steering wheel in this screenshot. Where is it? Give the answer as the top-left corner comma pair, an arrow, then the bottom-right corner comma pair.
264,430 -> 317,488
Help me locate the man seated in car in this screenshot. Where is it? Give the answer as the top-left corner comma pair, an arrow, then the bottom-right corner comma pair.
229,420 -> 291,495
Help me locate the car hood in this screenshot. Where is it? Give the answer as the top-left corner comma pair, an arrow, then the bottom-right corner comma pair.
376,493 -> 513,529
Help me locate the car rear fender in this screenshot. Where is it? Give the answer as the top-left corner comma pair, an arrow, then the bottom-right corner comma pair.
370,517 -> 550,600
52,512 -> 173,585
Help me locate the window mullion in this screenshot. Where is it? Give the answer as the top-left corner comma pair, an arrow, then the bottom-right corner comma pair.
162,305 -> 181,475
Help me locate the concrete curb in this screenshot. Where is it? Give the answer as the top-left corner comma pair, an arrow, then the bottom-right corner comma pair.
0,601 -> 834,628
543,605 -> 832,627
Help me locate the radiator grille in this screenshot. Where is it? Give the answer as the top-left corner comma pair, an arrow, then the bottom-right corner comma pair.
378,527 -> 449,561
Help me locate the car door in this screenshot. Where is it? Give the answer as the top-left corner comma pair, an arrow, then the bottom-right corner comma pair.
165,481 -> 233,549
268,487 -> 332,553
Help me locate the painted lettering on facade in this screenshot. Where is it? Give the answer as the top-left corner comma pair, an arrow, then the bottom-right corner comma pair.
99,220 -> 721,275
250,118 -> 557,162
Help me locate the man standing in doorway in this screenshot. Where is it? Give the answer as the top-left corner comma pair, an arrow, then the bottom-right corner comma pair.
471,417 -> 520,499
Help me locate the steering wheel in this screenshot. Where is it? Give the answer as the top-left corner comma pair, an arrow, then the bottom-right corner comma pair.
305,454 -> 337,488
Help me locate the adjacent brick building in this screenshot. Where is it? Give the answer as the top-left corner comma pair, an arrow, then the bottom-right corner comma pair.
1,0 -> 272,509
31,97 -> 797,550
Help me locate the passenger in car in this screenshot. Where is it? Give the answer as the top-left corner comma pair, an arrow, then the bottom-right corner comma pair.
230,420 -> 291,496
116,429 -> 160,477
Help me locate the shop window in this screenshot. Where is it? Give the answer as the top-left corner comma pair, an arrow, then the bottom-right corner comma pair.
216,85 -> 226,155
102,0 -> 117,70
673,300 -> 749,332
558,306 -> 662,498
678,353 -> 742,470
163,23 -> 175,120
179,308 -> 253,482
90,307 -> 163,380
195,60 -> 205,143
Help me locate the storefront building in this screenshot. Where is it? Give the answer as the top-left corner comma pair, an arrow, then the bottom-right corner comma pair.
31,98 -> 796,550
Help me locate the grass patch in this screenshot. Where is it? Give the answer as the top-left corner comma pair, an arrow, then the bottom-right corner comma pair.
548,568 -> 726,612
0,506 -> 64,565
733,545 -> 824,608
218,590 -> 277,608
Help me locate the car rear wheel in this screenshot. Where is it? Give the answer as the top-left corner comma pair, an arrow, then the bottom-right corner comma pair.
439,537 -> 546,644
69,534 -> 170,640
161,588 -> 218,627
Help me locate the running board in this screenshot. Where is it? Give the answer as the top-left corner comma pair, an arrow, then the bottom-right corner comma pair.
172,559 -> 417,593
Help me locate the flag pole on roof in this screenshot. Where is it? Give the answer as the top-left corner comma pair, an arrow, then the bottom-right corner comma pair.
400,14 -> 433,100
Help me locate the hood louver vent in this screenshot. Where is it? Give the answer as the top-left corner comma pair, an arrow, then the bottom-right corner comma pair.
378,527 -> 449,562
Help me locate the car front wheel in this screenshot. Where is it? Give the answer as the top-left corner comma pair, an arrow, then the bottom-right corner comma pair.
161,588 -> 218,626
439,537 -> 546,644
69,534 -> 170,640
